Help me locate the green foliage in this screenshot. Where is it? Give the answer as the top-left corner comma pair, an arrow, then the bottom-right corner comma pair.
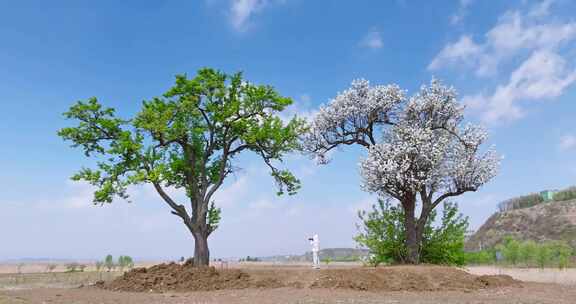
553,186 -> 576,202
104,254 -> 115,272
499,185 -> 576,212
498,193 -> 543,211
519,240 -> 538,266
421,201 -> 469,266
58,68 -> 307,241
465,249 -> 496,265
355,199 -> 406,265
323,257 -> 332,265
207,201 -> 222,232
500,236 -> 521,265
117,255 -> 134,271
467,237 -> 574,269
241,256 -> 260,262
548,241 -> 573,269
535,243 -> 552,269
355,199 -> 468,266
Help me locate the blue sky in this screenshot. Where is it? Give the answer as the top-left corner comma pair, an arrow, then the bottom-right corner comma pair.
1,0 -> 576,260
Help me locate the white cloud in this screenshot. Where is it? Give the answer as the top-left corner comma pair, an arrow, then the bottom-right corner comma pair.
229,0 -> 266,32
360,29 -> 383,49
528,0 -> 555,18
472,50 -> 576,124
451,0 -> 474,25
431,1 -> 576,124
560,134 -> 576,151
279,93 -> 317,124
228,0 -> 287,32
428,35 -> 482,70
432,11 -> 576,76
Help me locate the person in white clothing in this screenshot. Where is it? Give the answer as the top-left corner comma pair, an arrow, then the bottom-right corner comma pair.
308,234 -> 320,269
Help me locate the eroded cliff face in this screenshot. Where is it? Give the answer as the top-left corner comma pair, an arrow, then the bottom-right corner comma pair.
466,200 -> 576,251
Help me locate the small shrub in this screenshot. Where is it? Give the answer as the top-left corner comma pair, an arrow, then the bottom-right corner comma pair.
104,254 -> 115,272
95,261 -> 103,272
65,262 -> 79,272
46,264 -> 57,273
78,264 -> 87,272
553,186 -> 576,202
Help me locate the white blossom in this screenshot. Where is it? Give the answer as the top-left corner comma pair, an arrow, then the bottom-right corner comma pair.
306,78 -> 500,203
303,79 -> 405,163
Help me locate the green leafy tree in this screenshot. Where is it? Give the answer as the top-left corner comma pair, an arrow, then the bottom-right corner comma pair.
501,236 -> 521,265
104,254 -> 115,272
59,68 -> 306,266
536,243 -> 552,269
355,199 -> 468,266
117,255 -> 135,271
519,240 -> 538,266
465,249 -> 496,265
549,241 -> 572,269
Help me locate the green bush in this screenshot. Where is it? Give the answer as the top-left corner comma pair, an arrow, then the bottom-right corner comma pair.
553,186 -> 576,202
499,193 -> 543,211
500,236 -> 521,265
466,237 -> 574,268
420,201 -> 469,266
65,262 -> 79,272
519,240 -> 538,266
465,249 -> 496,265
104,254 -> 115,272
355,199 -> 468,266
536,243 -> 552,269
355,199 -> 406,265
548,241 -> 573,269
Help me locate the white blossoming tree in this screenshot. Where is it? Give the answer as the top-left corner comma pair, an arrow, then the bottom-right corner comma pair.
304,79 -> 500,264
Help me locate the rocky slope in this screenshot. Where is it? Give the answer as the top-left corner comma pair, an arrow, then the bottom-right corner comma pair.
466,199 -> 576,251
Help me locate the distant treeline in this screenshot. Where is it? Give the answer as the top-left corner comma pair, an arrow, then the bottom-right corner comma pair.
466,236 -> 574,269
498,186 -> 576,212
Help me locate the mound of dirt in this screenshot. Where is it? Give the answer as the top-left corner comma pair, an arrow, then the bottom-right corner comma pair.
309,266 -> 520,292
102,262 -> 282,292
100,263 -> 520,293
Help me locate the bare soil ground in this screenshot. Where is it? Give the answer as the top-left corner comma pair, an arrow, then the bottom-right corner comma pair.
467,265 -> 576,285
0,264 -> 574,303
100,262 -> 518,293
3,283 -> 576,304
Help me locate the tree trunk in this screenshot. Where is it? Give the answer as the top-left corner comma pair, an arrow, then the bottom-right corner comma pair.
401,195 -> 420,264
192,230 -> 210,267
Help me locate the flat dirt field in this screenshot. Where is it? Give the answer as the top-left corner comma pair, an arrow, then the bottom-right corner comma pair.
1,263 -> 576,304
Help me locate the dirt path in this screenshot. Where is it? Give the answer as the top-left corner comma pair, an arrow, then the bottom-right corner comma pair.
2,283 -> 575,304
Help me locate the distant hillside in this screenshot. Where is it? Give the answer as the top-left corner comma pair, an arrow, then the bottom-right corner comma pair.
466,199 -> 576,251
259,248 -> 369,262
